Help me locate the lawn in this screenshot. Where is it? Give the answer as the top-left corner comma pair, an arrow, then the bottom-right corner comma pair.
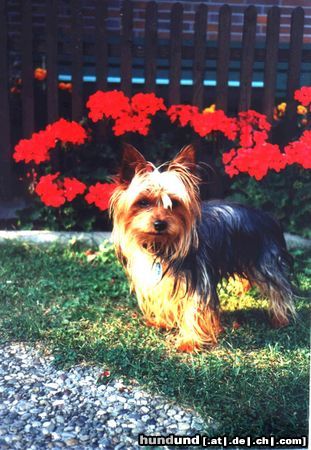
0,240 -> 309,438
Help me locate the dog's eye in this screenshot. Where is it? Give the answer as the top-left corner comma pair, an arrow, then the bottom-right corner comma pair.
172,199 -> 181,208
137,198 -> 151,208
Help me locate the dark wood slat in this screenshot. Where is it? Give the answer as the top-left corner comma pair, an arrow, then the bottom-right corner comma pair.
21,0 -> 34,136
216,5 -> 231,112
120,0 -> 133,96
0,0 -> 12,199
144,1 -> 157,93
192,4 -> 207,108
169,2 -> 183,105
95,0 -> 108,91
286,7 -> 304,119
108,40 -> 311,64
239,5 -> 257,112
46,0 -> 59,123
71,0 -> 83,121
262,7 -> 280,121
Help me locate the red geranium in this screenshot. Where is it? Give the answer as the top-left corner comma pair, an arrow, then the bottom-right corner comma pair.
85,183 -> 117,211
167,104 -> 237,140
284,130 -> 311,169
87,90 -> 166,136
87,90 -> 130,122
35,173 -> 86,207
13,118 -> 87,164
294,87 -> 311,108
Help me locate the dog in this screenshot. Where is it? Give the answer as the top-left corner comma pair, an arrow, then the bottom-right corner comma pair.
109,144 -> 296,351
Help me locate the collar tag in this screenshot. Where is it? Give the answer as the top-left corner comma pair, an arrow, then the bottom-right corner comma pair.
152,262 -> 163,285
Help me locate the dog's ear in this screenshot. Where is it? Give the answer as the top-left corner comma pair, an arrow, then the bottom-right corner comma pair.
169,145 -> 196,171
118,144 -> 149,183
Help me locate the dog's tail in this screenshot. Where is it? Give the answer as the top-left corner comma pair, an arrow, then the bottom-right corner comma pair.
252,240 -> 297,327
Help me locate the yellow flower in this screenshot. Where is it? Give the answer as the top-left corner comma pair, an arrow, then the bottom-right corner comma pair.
297,105 -> 307,115
277,102 -> 287,113
203,104 -> 216,114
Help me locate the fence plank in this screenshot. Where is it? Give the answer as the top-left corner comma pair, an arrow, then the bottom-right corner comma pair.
286,7 -> 304,119
144,1 -> 157,93
169,3 -> 183,105
21,0 -> 34,137
192,4 -> 207,108
0,0 -> 12,199
71,0 -> 83,121
46,0 -> 59,123
262,7 -> 280,121
95,0 -> 108,91
239,5 -> 257,112
216,5 -> 231,113
120,0 -> 133,96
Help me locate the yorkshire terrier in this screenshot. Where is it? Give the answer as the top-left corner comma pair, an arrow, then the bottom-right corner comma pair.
109,144 -> 296,351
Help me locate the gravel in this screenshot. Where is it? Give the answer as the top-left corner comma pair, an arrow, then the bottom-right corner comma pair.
0,342 -> 210,449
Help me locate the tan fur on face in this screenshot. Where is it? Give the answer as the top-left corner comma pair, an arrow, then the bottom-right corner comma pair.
110,163 -> 201,261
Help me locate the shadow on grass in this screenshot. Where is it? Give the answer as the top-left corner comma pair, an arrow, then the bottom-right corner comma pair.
0,241 -> 309,439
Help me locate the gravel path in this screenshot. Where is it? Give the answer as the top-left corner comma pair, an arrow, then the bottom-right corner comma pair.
0,342 -> 208,449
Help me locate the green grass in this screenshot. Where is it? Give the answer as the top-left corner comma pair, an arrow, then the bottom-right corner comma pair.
0,240 -> 309,438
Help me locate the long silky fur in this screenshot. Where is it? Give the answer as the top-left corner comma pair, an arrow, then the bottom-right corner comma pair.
110,153 -> 296,350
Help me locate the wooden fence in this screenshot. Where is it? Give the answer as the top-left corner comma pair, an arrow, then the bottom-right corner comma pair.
0,0 -> 310,200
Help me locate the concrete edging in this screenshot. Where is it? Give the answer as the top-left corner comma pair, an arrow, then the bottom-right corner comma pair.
0,230 -> 310,250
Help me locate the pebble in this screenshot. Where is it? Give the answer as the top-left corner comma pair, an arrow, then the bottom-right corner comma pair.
0,342 -> 212,449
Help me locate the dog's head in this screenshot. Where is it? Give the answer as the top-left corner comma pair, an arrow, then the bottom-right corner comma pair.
110,145 -> 201,260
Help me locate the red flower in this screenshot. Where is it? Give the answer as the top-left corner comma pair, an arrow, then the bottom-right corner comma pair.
13,119 -> 87,164
34,68 -> 47,81
58,82 -> 72,92
284,130 -> 311,169
63,177 -> 87,201
223,143 -> 288,181
87,90 -> 166,136
35,174 -> 86,207
167,105 -> 199,127
49,118 -> 87,145
222,148 -> 236,165
294,87 -> 311,108
85,183 -> 117,211
167,105 -> 237,140
87,90 -> 130,122
35,173 -> 66,207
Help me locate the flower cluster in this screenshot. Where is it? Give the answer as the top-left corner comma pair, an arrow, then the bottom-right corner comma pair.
13,118 -> 87,164
284,130 -> 311,170
85,183 -> 117,211
35,174 -> 86,207
222,110 -> 285,180
87,90 -> 166,136
294,86 -> 311,108
223,143 -> 287,180
167,105 -> 237,140
13,87 -> 310,211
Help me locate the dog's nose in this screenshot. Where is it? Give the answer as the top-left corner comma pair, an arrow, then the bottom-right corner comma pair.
153,220 -> 167,232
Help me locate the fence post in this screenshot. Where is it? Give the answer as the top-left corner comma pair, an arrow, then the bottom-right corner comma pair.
46,0 -> 59,124
21,0 -> 34,137
120,0 -> 133,97
192,4 -> 207,109
0,0 -> 12,200
144,1 -> 157,93
262,6 -> 280,121
239,5 -> 257,112
95,0 -> 108,91
169,2 -> 183,105
71,0 -> 83,121
286,7 -> 304,120
216,5 -> 231,113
